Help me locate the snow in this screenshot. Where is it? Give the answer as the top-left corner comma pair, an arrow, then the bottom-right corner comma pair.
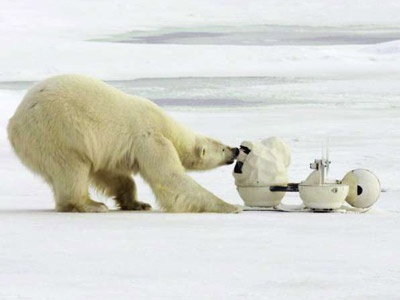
1,1 -> 400,299
1,209 -> 399,300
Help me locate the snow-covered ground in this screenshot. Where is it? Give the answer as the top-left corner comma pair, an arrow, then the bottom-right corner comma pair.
1,1 -> 400,299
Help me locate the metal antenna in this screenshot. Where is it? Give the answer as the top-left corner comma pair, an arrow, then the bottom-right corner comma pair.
326,138 -> 330,178
322,143 -> 325,184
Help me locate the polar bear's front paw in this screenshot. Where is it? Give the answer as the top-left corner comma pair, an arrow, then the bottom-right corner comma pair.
225,204 -> 243,214
215,203 -> 243,213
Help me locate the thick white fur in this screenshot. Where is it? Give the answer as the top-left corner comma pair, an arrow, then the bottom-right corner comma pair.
8,74 -> 241,213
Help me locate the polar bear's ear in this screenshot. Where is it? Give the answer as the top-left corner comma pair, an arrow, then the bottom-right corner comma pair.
197,145 -> 207,158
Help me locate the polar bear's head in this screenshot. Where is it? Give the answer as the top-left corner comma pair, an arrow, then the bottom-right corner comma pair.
185,137 -> 239,170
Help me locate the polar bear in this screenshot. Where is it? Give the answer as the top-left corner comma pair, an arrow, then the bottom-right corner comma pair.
8,75 -> 241,213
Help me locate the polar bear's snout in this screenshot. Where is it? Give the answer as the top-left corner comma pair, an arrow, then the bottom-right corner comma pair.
226,147 -> 240,164
233,147 -> 240,158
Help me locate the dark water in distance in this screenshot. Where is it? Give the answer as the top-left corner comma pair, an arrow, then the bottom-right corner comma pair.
94,25 -> 400,46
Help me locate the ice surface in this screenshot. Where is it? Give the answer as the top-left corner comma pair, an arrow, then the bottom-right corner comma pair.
1,1 -> 400,299
1,1 -> 400,81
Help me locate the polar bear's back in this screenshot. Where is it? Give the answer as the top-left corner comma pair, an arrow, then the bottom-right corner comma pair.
10,74 -> 164,136
18,74 -> 149,122
7,74 -> 168,174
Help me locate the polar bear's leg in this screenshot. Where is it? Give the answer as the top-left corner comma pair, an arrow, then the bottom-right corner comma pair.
90,171 -> 151,211
51,162 -> 109,213
136,135 -> 241,213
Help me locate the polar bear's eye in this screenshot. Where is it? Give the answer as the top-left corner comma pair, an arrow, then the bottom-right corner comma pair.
222,149 -> 225,152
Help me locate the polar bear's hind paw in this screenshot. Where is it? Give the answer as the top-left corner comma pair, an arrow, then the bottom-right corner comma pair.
120,201 -> 152,211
